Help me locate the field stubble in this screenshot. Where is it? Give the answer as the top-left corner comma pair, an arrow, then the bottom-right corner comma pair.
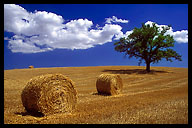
4,66 -> 188,124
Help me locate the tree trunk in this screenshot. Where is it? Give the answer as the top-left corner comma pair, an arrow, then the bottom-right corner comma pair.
146,62 -> 150,72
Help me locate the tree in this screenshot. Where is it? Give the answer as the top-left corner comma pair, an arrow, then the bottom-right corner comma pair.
114,22 -> 182,72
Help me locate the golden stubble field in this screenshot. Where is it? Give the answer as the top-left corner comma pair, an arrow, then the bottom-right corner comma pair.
4,66 -> 188,124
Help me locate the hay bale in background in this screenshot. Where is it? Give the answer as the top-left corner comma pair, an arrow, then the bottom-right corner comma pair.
28,65 -> 34,69
21,74 -> 77,116
96,74 -> 123,95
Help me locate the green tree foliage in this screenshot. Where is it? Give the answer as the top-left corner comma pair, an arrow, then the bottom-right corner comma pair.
114,22 -> 182,72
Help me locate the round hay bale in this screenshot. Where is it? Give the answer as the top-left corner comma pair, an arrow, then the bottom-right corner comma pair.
96,74 -> 123,95
28,65 -> 34,69
21,73 -> 77,116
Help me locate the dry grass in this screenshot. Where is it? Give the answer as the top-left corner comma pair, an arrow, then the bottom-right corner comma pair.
4,66 -> 188,124
21,74 -> 77,116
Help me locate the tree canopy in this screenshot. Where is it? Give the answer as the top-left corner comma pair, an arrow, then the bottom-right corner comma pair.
114,22 -> 182,72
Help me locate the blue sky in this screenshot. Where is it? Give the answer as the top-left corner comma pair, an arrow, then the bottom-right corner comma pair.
4,4 -> 188,70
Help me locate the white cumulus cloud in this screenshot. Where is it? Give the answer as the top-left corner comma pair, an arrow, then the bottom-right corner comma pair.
171,30 -> 188,43
4,4 -> 187,54
4,4 -> 124,53
105,16 -> 129,24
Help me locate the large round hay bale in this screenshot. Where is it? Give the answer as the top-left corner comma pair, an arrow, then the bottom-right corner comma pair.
28,65 -> 34,69
21,74 -> 77,116
96,74 -> 123,95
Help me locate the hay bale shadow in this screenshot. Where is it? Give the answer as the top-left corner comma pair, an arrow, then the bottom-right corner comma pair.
92,92 -> 111,96
102,69 -> 168,75
15,111 -> 44,117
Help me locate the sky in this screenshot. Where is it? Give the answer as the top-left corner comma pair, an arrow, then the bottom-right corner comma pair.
4,4 -> 188,70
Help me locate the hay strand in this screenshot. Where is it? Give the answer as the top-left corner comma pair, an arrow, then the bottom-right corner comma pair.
96,74 -> 123,95
21,74 -> 77,116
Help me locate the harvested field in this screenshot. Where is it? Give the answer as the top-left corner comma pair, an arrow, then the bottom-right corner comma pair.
4,66 -> 188,124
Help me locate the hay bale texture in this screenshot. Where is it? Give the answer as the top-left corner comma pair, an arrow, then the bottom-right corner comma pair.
96,74 -> 123,95
21,73 -> 77,116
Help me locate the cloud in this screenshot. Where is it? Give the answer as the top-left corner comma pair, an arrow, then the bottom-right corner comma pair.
171,30 -> 188,43
8,38 -> 53,53
105,16 -> 129,24
4,5 -> 187,54
4,4 -> 124,53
